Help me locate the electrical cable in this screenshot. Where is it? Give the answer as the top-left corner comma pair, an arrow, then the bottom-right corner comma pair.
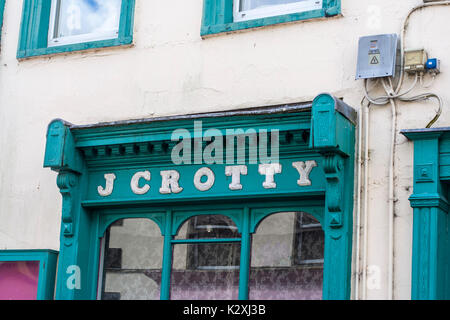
419,72 -> 437,89
364,74 -> 442,128
398,93 -> 443,128
364,74 -> 418,106
395,0 -> 450,95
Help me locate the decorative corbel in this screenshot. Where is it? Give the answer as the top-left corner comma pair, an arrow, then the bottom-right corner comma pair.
56,172 -> 79,241
323,153 -> 345,237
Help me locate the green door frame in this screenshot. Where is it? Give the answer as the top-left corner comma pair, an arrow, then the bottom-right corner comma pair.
402,128 -> 450,300
43,93 -> 356,300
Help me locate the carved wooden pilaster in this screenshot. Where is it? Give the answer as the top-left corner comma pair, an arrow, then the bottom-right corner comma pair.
45,120 -> 93,299
311,93 -> 356,300
402,130 -> 450,300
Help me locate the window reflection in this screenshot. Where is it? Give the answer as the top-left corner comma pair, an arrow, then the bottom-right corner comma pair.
99,212 -> 324,300
293,212 -> 325,265
172,244 -> 240,300
177,215 -> 240,270
50,0 -> 121,43
100,218 -> 163,300
249,212 -> 324,300
240,0 -> 311,11
175,215 -> 240,240
171,215 -> 240,300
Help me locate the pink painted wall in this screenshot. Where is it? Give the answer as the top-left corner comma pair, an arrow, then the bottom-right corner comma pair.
0,261 -> 40,300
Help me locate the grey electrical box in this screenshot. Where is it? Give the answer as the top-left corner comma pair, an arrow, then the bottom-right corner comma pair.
356,34 -> 399,80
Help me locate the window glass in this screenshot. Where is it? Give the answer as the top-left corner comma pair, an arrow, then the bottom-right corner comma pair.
235,0 -> 322,22
293,212 -> 324,265
240,0 -> 309,11
175,215 -> 240,240
99,212 -> 324,300
49,0 -> 122,46
171,215 -> 240,300
249,212 -> 324,300
100,218 -> 163,300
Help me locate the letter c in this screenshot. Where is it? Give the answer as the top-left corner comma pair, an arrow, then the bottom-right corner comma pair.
130,171 -> 151,195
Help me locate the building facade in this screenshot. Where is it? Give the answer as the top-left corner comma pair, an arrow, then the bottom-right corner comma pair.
0,0 -> 450,300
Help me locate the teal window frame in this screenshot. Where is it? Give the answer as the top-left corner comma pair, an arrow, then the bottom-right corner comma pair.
0,250 -> 58,300
17,0 -> 135,59
201,0 -> 341,37
97,200 -> 325,300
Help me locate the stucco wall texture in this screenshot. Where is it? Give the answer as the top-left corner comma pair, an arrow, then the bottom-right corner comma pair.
0,0 -> 449,299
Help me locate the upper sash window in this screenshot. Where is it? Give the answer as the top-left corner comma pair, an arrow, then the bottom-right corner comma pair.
17,0 -> 135,59
234,0 -> 323,22
201,0 -> 340,37
48,0 -> 122,47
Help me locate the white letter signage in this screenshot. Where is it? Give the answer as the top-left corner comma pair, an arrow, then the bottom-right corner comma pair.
258,163 -> 282,189
96,160 -> 319,198
98,173 -> 116,197
130,171 -> 151,195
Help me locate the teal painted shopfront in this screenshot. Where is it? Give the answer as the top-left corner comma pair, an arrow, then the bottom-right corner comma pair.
40,93 -> 357,300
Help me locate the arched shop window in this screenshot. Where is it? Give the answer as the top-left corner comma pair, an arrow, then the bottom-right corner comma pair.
98,210 -> 324,300
100,218 -> 163,300
250,212 -> 324,300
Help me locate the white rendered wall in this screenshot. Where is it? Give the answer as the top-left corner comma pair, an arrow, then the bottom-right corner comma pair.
0,0 -> 450,300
